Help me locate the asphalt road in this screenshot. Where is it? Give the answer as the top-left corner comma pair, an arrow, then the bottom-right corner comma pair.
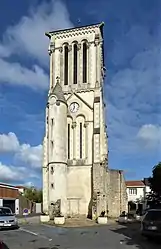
0,223 -> 160,249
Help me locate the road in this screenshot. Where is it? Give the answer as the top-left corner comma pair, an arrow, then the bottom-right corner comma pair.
0,222 -> 160,249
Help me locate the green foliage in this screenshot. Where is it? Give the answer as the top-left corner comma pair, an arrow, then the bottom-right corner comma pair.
24,187 -> 42,203
148,162 -> 161,205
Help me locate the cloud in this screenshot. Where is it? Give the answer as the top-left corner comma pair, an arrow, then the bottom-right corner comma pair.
2,0 -> 73,65
15,144 -> 42,168
0,162 -> 37,183
24,181 -> 35,187
0,0 -> 73,90
105,22 -> 161,157
0,59 -> 48,90
0,132 -> 42,168
137,124 -> 161,150
0,132 -> 19,153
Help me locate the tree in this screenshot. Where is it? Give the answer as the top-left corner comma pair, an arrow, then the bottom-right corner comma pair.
147,162 -> 161,206
24,187 -> 42,203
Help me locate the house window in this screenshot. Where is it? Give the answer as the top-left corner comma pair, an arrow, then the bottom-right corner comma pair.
129,188 -> 137,195
51,118 -> 54,139
68,124 -> 70,159
80,122 -> 83,158
64,46 -> 68,85
51,166 -> 54,174
73,44 -> 77,84
51,141 -> 54,157
82,42 -> 87,83
51,118 -> 54,126
51,183 -> 54,189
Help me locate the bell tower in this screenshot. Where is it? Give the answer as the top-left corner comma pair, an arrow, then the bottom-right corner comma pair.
43,23 -> 108,217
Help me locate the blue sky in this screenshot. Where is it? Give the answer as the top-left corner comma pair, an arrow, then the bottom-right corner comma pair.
0,0 -> 160,187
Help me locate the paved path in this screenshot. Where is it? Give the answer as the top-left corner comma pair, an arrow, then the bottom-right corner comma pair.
0,223 -> 160,249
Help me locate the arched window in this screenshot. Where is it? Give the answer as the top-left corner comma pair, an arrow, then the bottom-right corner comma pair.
73,44 -> 78,84
82,42 -> 87,83
67,123 -> 70,159
79,122 -> 83,159
51,140 -> 54,159
64,46 -> 68,85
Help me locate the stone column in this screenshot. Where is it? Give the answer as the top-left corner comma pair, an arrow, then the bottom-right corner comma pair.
87,43 -> 91,85
72,122 -> 77,159
42,137 -> 49,214
48,42 -> 55,90
84,121 -> 89,162
94,37 -> 100,88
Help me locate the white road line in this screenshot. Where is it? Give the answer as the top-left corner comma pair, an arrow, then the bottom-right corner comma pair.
19,228 -> 52,241
19,228 -> 38,236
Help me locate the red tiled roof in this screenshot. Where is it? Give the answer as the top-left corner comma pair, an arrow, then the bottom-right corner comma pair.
126,180 -> 145,187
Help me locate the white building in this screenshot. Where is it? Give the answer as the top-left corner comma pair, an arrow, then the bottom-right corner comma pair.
42,22 -> 127,218
126,180 -> 145,203
126,180 -> 151,211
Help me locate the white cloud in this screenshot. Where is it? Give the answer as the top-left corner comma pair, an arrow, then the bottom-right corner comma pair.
2,0 -> 73,65
0,59 -> 49,90
0,132 -> 42,168
15,144 -> 42,168
0,132 -> 20,152
0,163 -> 27,182
137,124 -> 161,149
105,23 -> 161,156
0,0 -> 73,89
24,181 -> 35,188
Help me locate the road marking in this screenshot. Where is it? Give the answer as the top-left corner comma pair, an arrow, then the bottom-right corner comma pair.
19,228 -> 38,236
19,228 -> 52,241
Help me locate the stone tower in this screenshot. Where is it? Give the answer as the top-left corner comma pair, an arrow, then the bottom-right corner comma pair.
43,77 -> 68,216
42,23 -> 108,218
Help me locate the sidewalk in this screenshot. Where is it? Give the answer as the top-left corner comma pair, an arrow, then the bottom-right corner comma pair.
18,215 -> 40,224
47,217 -> 117,228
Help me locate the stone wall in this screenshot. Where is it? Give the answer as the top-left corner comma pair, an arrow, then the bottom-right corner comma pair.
107,169 -> 128,218
92,163 -> 107,217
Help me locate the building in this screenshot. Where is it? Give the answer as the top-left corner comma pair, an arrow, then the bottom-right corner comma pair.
15,186 -> 27,195
126,180 -> 151,212
0,183 -> 19,214
42,22 -> 128,218
143,178 -> 151,197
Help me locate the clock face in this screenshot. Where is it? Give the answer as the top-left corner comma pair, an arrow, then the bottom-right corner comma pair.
69,102 -> 79,113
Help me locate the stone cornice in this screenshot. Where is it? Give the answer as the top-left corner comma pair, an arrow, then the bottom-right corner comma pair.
45,22 -> 104,40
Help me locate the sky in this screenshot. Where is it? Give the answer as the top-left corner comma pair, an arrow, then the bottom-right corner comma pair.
0,0 -> 160,187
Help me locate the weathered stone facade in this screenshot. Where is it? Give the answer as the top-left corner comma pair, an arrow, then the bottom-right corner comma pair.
42,23 -> 127,219
107,169 -> 128,217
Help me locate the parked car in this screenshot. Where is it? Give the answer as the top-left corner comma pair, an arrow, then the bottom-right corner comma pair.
118,212 -> 134,224
0,241 -> 3,249
141,209 -> 161,238
0,207 -> 18,229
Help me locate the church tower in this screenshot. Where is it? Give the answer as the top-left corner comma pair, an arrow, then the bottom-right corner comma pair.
42,23 -> 108,217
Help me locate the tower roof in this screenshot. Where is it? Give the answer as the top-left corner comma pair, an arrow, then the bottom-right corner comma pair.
50,77 -> 67,104
45,22 -> 104,38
